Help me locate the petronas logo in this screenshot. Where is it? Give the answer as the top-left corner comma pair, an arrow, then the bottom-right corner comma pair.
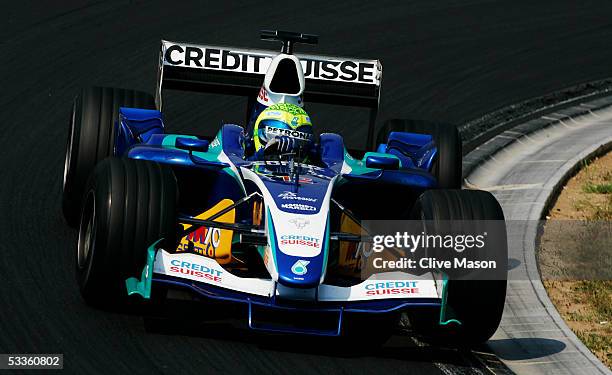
291,260 -> 310,275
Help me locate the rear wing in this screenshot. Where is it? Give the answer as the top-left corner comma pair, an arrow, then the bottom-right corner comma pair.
156,40 -> 382,148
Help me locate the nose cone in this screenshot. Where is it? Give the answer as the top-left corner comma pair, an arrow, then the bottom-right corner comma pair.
266,209 -> 330,289
261,173 -> 334,290
275,252 -> 326,288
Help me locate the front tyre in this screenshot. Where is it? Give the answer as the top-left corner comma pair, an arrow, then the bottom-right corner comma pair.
407,189 -> 507,346
77,158 -> 177,307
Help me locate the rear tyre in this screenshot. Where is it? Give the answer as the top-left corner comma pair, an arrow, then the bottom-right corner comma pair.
77,158 -> 177,307
407,189 -> 507,346
377,119 -> 462,188
62,87 -> 155,227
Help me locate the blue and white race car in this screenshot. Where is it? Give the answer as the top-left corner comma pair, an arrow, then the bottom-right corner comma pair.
62,30 -> 507,346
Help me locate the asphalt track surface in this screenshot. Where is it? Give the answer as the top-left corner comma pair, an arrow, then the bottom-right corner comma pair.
466,104 -> 612,374
2,1 -> 612,374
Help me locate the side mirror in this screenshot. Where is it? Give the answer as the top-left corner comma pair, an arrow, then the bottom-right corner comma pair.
365,155 -> 400,170
176,137 -> 209,153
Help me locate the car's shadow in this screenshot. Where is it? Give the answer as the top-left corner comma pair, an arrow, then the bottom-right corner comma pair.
140,301 -> 486,368
487,337 -> 567,360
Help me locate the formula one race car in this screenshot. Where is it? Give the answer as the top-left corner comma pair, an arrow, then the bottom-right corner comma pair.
62,30 -> 507,346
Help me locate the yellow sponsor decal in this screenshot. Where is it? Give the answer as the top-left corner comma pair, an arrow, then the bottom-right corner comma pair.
176,199 -> 235,264
337,213 -> 364,275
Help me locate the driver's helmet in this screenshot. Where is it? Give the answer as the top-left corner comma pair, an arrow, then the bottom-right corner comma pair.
253,103 -> 313,153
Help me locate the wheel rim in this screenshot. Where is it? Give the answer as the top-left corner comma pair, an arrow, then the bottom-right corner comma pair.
63,102 -> 76,190
77,191 -> 96,269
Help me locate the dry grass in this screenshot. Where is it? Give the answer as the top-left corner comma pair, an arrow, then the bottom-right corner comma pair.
539,152 -> 612,368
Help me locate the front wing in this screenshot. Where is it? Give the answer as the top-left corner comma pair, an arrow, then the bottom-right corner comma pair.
152,249 -> 441,302
127,246 -> 447,336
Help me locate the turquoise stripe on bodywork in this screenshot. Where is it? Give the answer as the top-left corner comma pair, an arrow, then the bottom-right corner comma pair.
161,134 -> 197,147
159,132 -> 244,193
438,274 -> 462,326
162,134 -> 221,162
343,148 -> 375,176
266,208 -> 278,272
321,216 -> 330,275
343,148 -> 402,175
125,239 -> 161,299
